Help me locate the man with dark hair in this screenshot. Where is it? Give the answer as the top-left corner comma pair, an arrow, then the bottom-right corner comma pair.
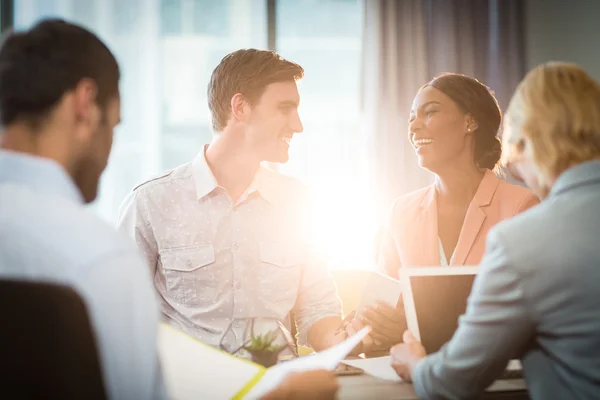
0,19 -> 165,399
119,49 -> 363,355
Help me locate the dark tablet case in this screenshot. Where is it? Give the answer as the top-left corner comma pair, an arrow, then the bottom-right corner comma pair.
409,274 -> 476,354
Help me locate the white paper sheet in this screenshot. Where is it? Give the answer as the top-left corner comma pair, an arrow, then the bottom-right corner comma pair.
507,359 -> 522,370
356,272 -> 403,317
244,326 -> 372,399
342,356 -> 402,382
157,323 -> 264,400
341,357 -> 522,384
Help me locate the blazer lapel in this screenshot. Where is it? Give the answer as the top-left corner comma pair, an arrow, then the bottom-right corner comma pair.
450,170 -> 499,266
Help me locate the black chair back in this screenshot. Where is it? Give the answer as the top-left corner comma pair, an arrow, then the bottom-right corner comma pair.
0,280 -> 106,399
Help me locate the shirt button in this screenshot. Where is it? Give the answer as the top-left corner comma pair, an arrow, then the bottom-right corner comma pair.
186,260 -> 193,268
235,321 -> 241,328
232,243 -> 240,251
236,282 -> 242,290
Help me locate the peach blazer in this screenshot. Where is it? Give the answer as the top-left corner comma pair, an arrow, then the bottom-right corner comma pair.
379,170 -> 539,278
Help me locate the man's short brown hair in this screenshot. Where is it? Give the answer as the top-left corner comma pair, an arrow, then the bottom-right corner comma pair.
207,49 -> 304,132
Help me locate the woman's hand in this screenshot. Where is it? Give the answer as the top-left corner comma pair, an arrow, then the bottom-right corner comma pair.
359,299 -> 407,349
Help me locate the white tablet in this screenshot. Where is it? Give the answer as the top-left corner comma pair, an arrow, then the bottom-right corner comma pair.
355,271 -> 402,318
399,266 -> 479,354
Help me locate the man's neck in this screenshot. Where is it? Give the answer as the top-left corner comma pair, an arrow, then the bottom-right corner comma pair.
205,134 -> 261,203
0,125 -> 69,167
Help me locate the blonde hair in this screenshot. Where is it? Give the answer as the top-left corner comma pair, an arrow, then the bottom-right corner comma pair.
503,62 -> 600,194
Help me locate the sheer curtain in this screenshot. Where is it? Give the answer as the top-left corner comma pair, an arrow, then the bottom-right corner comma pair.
423,0 -> 526,110
276,0 -> 375,270
362,0 -> 432,217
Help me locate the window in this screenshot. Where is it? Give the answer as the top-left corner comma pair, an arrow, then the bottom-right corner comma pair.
15,0 -> 267,223
14,0 -> 371,269
276,0 -> 374,270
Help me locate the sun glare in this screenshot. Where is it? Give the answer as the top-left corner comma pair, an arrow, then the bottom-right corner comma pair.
307,180 -> 381,271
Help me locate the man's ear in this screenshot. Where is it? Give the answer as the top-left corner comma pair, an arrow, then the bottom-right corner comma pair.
72,78 -> 98,123
70,78 -> 100,145
230,93 -> 250,123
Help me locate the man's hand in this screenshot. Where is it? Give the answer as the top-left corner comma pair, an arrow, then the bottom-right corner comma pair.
325,311 -> 373,356
261,370 -> 339,399
389,330 -> 426,382
344,318 -> 374,356
359,300 -> 406,348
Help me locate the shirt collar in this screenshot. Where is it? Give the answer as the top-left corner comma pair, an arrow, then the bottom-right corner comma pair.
191,147 -> 220,200
0,150 -> 84,204
248,166 -> 279,204
191,146 -> 279,204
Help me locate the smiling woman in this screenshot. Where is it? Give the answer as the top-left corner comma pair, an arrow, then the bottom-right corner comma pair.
364,73 -> 539,351
408,74 -> 503,174
382,73 -> 538,272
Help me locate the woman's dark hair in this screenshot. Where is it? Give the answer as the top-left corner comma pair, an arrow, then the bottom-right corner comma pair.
425,73 -> 502,170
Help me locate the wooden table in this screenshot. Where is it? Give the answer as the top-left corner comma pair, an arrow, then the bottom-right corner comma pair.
338,374 -> 529,399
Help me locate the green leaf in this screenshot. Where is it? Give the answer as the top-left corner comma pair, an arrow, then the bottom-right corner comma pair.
244,330 -> 284,354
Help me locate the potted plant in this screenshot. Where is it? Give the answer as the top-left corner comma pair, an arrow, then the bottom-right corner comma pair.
222,318 -> 297,368
243,330 -> 286,367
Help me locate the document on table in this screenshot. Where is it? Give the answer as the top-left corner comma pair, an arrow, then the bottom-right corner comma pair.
158,323 -> 372,400
244,326 -> 372,399
342,356 -> 402,382
341,358 -> 524,385
356,272 -> 403,317
157,323 -> 265,400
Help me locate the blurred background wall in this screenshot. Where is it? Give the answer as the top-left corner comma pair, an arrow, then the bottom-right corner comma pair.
2,0 -> 598,270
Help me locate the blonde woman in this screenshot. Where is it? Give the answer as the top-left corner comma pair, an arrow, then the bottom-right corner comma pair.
389,62 -> 600,400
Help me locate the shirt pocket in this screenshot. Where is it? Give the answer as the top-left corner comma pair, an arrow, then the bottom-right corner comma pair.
259,242 -> 304,304
160,245 -> 217,308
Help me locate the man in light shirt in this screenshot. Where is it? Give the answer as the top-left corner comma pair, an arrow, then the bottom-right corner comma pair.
0,21 -> 339,400
0,19 -> 164,399
118,49 -> 364,354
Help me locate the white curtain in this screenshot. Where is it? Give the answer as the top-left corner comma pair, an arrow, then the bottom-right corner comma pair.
362,0 -> 433,218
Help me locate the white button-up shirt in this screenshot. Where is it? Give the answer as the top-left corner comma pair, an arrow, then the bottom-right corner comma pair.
0,150 -> 165,400
117,149 -> 342,352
